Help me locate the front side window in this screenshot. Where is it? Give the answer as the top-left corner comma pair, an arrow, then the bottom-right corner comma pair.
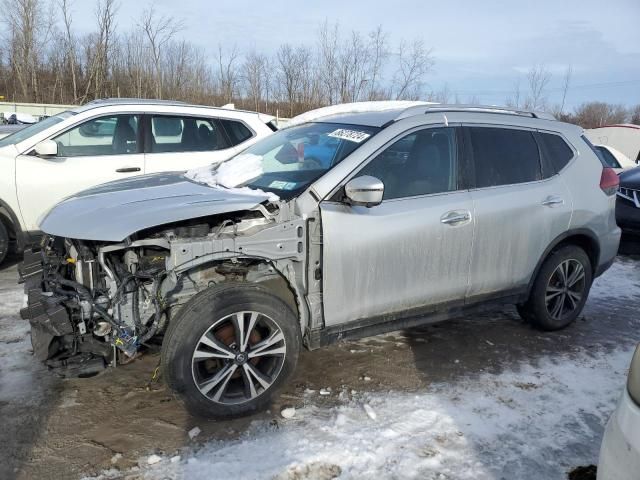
53,114 -> 140,157
186,122 -> 379,200
358,127 -> 458,200
150,116 -> 231,153
468,127 -> 541,188
0,111 -> 74,148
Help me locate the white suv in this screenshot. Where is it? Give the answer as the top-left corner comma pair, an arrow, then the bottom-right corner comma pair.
0,99 -> 276,264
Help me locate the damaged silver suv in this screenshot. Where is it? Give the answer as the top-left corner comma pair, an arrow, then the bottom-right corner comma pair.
20,103 -> 621,418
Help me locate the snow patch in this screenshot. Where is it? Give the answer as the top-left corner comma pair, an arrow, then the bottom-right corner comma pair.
185,153 -> 279,202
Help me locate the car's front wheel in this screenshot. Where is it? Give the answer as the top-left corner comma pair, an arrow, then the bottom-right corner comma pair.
518,245 -> 593,331
161,283 -> 301,418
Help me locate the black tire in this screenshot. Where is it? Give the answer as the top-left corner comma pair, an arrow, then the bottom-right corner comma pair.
0,219 -> 9,266
161,282 -> 301,418
518,245 -> 593,331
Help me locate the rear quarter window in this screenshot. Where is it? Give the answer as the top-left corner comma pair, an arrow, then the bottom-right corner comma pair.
220,119 -> 253,146
538,132 -> 574,173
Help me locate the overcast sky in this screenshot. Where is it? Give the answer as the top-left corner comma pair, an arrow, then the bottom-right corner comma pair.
71,0 -> 640,109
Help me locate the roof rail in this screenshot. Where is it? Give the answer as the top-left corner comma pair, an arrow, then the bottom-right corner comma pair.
394,104 -> 556,121
85,98 -> 188,106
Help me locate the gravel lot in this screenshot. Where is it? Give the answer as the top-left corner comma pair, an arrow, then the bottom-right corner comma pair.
0,238 -> 639,480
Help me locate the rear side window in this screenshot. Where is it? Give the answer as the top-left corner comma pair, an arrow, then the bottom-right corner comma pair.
149,116 -> 231,153
595,146 -> 621,169
539,133 -> 574,172
467,127 -> 541,188
219,119 -> 253,146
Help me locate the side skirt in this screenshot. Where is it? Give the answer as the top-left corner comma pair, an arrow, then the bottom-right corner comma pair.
305,290 -> 527,350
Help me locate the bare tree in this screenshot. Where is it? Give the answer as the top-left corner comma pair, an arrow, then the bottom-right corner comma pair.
524,64 -> 551,110
366,26 -> 388,100
217,45 -> 240,104
506,77 -> 522,108
139,6 -> 184,99
318,21 -> 340,104
393,39 -> 434,100
81,0 -> 119,102
567,102 -> 628,128
629,104 -> 640,125
243,50 -> 267,112
58,0 -> 78,103
559,65 -> 572,115
1,0 -> 52,101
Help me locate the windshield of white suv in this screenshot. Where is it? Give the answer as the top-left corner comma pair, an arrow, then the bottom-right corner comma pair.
186,122 -> 379,200
0,111 -> 75,147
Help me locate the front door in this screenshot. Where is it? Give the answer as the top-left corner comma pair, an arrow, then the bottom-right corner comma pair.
16,114 -> 144,231
320,126 -> 474,327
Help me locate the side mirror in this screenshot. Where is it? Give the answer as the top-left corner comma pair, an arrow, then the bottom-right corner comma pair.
344,175 -> 384,207
34,140 -> 58,157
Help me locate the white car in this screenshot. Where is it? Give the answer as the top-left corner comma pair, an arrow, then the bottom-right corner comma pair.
598,344 -> 640,479
0,98 -> 276,264
595,144 -> 637,173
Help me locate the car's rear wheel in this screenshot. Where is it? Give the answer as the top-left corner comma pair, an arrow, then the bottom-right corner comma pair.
518,245 -> 593,331
0,219 -> 9,266
161,283 -> 301,418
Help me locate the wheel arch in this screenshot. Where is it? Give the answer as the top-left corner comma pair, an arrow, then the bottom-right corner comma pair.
526,229 -> 600,297
177,258 -> 302,330
0,198 -> 24,248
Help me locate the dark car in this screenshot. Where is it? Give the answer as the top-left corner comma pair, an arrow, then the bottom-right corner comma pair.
617,166 -> 640,235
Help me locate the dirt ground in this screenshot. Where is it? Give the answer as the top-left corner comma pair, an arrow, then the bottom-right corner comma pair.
1,237 -> 639,480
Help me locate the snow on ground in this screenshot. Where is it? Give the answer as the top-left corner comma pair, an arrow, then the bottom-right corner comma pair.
92,346 -> 632,480
90,260 -> 639,480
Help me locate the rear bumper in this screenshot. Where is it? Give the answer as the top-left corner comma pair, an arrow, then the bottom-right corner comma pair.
595,226 -> 621,278
598,389 -> 640,480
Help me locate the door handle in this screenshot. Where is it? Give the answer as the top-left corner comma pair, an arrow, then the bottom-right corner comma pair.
541,196 -> 564,207
115,167 -> 141,173
440,210 -> 472,225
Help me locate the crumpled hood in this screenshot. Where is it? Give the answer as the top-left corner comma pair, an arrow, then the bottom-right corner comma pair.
619,166 -> 640,187
39,172 -> 272,241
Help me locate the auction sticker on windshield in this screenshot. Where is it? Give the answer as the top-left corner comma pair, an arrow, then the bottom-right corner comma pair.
328,129 -> 371,143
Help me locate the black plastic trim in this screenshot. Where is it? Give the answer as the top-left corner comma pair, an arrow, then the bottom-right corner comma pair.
309,290 -> 525,349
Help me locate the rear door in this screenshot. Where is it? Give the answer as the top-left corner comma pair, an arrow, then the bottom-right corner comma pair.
463,126 -> 573,299
16,114 -> 144,231
142,115 -> 251,173
320,126 -> 475,327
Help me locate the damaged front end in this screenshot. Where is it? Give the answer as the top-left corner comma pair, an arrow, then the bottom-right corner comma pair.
20,235 -> 169,377
20,202 -> 309,378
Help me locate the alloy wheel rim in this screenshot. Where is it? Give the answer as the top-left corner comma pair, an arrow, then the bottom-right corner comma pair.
191,311 -> 286,405
545,259 -> 586,321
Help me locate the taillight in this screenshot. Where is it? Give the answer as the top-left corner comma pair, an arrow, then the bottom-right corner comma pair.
600,167 -> 619,196
628,344 -> 640,406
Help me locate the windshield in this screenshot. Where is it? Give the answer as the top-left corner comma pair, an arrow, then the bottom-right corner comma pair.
187,122 -> 379,200
0,111 -> 75,148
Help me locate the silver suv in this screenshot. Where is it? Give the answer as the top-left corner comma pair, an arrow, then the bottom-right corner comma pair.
21,103 -> 621,418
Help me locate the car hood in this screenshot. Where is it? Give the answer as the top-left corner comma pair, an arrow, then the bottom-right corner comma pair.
39,172 -> 273,242
619,166 -> 640,187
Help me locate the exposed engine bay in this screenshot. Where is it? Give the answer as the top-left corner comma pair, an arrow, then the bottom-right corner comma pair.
19,204 -> 311,377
